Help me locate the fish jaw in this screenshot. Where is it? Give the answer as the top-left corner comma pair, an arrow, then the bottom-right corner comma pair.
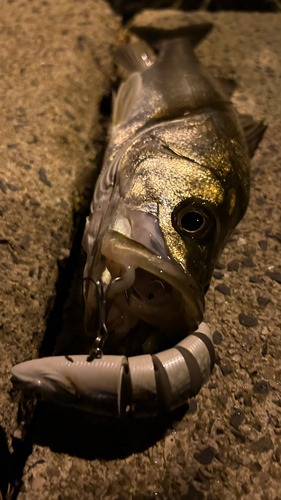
98,221 -> 205,349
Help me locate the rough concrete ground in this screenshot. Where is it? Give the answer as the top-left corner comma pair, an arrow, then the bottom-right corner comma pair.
0,0 -> 120,496
1,6 -> 281,500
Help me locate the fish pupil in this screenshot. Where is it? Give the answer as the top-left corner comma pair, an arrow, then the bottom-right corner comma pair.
181,211 -> 204,233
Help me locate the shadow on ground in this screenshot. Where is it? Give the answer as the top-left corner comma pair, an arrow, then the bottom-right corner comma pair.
31,401 -> 189,460
0,425 -> 11,498
108,0 -> 280,22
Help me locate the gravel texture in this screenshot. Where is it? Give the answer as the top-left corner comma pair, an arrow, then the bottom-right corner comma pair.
1,7 -> 281,500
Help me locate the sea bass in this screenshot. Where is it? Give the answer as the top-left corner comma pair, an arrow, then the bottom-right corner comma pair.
11,23 -> 266,416
82,22 -> 265,356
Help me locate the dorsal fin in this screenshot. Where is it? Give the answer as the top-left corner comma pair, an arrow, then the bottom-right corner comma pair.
129,22 -> 213,50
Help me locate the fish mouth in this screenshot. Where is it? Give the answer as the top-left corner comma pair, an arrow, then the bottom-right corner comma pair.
99,229 -> 204,356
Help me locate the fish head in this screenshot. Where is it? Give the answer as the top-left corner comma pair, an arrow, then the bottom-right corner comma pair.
83,117 -> 249,354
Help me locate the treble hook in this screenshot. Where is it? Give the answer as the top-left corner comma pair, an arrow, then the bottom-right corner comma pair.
87,272 -> 121,362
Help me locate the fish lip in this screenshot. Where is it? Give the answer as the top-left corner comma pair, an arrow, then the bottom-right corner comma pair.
101,230 -> 204,328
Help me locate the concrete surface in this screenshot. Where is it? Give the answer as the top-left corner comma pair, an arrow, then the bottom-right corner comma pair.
0,0 -> 120,497
1,6 -> 281,500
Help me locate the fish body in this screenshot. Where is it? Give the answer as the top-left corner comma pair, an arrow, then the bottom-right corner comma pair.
11,24 -> 266,415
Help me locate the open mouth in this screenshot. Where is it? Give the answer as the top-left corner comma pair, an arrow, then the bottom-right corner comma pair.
105,267 -> 188,355
93,229 -> 205,356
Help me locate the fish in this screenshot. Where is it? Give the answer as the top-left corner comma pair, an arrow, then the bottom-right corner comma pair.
82,22 -> 265,355
11,23 -> 266,416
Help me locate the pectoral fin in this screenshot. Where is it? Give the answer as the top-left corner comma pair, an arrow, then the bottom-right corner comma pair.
238,113 -> 267,158
114,41 -> 155,73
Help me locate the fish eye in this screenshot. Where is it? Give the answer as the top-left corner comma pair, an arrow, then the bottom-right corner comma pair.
181,211 -> 205,233
172,201 -> 213,240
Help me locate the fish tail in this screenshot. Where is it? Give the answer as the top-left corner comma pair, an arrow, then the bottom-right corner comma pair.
129,22 -> 213,51
115,22 -> 212,74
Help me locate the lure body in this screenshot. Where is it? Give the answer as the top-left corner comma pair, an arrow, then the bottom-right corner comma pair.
11,323 -> 214,417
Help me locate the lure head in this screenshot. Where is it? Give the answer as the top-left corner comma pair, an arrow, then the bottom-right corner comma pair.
83,113 -> 250,355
